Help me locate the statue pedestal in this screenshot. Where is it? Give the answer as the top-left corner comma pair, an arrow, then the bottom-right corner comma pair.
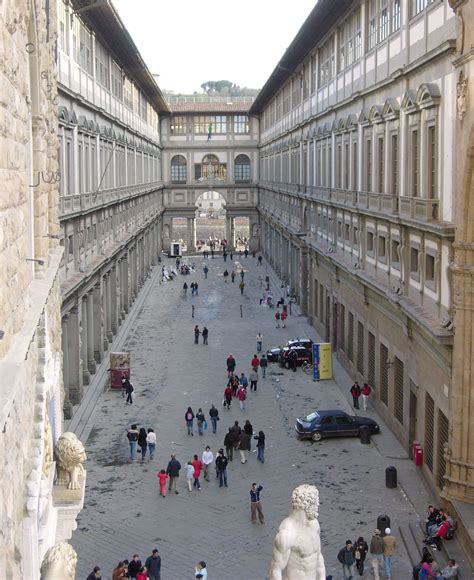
52,472 -> 86,542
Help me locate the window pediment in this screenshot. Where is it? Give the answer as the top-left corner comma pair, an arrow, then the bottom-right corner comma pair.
401,90 -> 418,113
416,83 -> 441,109
382,98 -> 400,120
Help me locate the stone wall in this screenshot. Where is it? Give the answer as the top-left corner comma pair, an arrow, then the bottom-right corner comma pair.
0,1 -> 73,578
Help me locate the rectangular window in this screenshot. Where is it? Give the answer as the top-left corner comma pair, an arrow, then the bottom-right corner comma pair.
391,239 -> 400,269
314,279 -> 319,318
235,162 -> 250,182
194,115 -> 227,134
392,0 -> 401,31
78,22 -> 93,74
344,142 -> 350,189
234,115 -> 249,133
366,139 -> 372,192
425,393 -> 435,472
95,40 -> 110,89
348,312 -> 354,362
111,61 -> 123,101
427,125 -> 437,198
380,344 -> 389,405
170,116 -> 187,134
368,332 -> 375,387
368,0 -> 377,49
319,35 -> 335,86
319,284 -> 324,325
425,253 -> 435,283
411,129 -> 419,196
367,231 -> 374,253
379,0 -> 389,41
311,54 -> 317,93
414,0 -> 434,17
391,134 -> 399,195
378,235 -> 386,259
340,304 -> 346,351
357,321 -> 364,375
377,136 -> 384,192
336,144 -> 342,188
171,164 -> 187,184
394,357 -> 404,424
354,10 -> 362,60
437,411 -> 449,490
352,141 -> 358,189
410,247 -> 419,274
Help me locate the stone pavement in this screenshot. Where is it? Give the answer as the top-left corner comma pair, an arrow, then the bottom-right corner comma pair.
71,253 -> 435,579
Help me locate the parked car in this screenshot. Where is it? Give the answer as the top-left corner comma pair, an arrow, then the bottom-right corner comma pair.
278,346 -> 312,368
266,338 -> 313,362
295,410 -> 380,442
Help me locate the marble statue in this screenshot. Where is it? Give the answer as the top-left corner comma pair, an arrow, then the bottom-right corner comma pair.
55,432 -> 87,490
269,484 -> 326,579
40,541 -> 77,580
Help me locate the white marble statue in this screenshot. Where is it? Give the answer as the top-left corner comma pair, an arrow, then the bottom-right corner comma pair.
269,484 -> 326,580
40,541 -> 77,580
55,432 -> 87,490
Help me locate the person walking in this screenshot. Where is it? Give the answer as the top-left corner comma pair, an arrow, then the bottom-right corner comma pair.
125,379 -> 134,404
195,561 -> 208,579
145,549 -> 161,580
112,562 -> 127,580
256,332 -> 263,352
251,354 -> 260,372
127,556 -> 142,580
280,309 -> 288,328
354,536 -> 369,576
185,461 -> 194,492
224,385 -> 232,409
215,449 -> 228,487
223,250 -> 227,262
209,404 -> 219,433
192,454 -> 203,490
237,384 -> 247,411
223,269 -> 229,282
260,354 -> 268,378
250,483 -> 264,524
127,424 -> 139,460
239,430 -> 251,463
196,408 -> 206,436
226,354 -> 236,377
203,265 -> 209,279
249,369 -> 258,392
240,372 -> 249,390
239,280 -> 245,295
383,528 -> 397,579
166,454 -> 181,494
138,427 -> 148,462
146,428 -> 156,459
183,282 -> 188,295
194,282 -> 199,295
240,269 -> 245,281
202,446 -> 214,481
275,310 -> 281,328
369,529 -> 384,580
243,419 -> 253,450
194,325 -> 200,344
157,469 -> 168,497
224,428 -> 234,461
121,375 -> 129,398
231,270 -> 236,283
190,282 -> 195,296
185,407 -> 195,436
244,248 -> 249,258
337,540 -> 356,579
361,383 -> 371,411
230,373 -> 240,397
255,430 -> 265,463
258,255 -> 263,266
87,566 -> 102,580
350,382 -> 361,409
202,326 -> 209,345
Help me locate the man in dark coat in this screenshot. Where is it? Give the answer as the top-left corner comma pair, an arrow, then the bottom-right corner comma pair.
145,549 -> 161,580
166,454 -> 181,494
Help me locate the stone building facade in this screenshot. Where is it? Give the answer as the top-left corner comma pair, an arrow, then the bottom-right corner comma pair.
0,1 -> 76,577
160,99 -> 260,252
253,0 -> 460,506
56,0 -> 169,415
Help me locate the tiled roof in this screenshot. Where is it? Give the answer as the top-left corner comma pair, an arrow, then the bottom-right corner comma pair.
169,102 -> 253,113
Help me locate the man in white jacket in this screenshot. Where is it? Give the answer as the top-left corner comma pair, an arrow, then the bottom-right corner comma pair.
201,446 -> 214,482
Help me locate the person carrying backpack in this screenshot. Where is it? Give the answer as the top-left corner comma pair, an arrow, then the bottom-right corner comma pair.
124,378 -> 134,404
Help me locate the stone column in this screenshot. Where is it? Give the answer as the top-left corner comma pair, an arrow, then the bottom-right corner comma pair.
105,272 -> 113,343
66,307 -> 83,405
187,217 -> 196,252
122,254 -> 129,316
300,247 -> 309,314
61,314 -> 73,419
80,296 -> 90,385
110,266 -> 118,336
87,291 -> 96,375
92,283 -> 104,363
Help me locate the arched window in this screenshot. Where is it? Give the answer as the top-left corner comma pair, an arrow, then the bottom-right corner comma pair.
235,154 -> 251,183
171,155 -> 187,183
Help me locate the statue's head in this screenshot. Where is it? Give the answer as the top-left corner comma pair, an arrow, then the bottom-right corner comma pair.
291,484 -> 319,520
41,542 -> 77,580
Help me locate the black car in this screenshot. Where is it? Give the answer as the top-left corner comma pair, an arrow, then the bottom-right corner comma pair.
295,410 -> 380,442
266,338 -> 314,362
278,346 -> 312,368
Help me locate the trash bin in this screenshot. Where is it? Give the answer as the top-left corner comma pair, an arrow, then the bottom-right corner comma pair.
377,514 -> 391,536
385,466 -> 397,489
359,426 -> 371,445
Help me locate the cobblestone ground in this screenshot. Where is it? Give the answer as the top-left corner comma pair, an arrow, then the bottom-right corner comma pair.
71,254 -> 424,579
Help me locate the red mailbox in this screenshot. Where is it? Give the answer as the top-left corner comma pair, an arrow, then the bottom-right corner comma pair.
412,441 -> 420,460
415,447 -> 423,467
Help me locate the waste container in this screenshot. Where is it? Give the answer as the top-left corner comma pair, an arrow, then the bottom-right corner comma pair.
385,466 -> 397,489
359,426 -> 371,445
377,514 -> 391,536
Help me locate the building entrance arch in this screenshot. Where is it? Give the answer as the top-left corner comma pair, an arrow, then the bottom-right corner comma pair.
195,190 -> 227,251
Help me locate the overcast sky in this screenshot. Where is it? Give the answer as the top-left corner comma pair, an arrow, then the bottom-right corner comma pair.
112,0 -> 316,94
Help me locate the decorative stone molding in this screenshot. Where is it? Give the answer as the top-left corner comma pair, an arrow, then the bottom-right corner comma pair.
54,432 -> 87,490
456,71 -> 468,121
40,541 -> 77,580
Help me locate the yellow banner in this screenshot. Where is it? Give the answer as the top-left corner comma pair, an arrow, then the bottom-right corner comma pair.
319,343 -> 333,380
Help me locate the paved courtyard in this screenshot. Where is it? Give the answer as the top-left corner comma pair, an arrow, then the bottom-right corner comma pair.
71,254 -> 432,579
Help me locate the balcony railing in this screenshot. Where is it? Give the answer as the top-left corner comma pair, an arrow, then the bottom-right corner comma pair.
259,182 -> 440,223
60,181 -> 164,217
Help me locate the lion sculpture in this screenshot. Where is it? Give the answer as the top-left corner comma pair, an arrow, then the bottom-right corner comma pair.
40,541 -> 77,580
55,432 -> 87,490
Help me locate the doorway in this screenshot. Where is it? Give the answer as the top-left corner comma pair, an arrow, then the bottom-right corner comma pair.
408,388 -> 418,448
195,190 -> 226,250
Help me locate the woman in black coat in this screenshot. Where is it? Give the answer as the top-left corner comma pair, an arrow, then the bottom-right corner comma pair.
354,536 -> 369,575
138,427 -> 148,462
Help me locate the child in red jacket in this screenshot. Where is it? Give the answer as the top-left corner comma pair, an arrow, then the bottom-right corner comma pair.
157,469 -> 168,497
